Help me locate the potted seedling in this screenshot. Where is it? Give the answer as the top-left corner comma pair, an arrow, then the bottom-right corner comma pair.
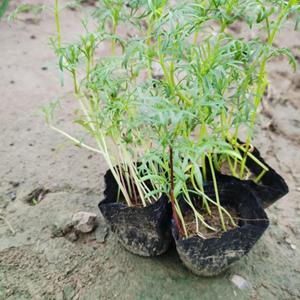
132,0 -> 296,275
46,0 -> 176,256
47,0 -> 298,272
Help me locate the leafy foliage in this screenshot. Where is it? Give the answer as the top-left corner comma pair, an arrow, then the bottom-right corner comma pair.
48,0 -> 299,237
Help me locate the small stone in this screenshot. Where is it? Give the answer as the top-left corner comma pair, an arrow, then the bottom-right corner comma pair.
72,212 -> 97,233
290,244 -> 296,250
230,274 -> 251,290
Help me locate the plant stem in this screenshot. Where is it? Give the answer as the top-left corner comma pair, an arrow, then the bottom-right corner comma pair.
50,125 -> 103,154
112,19 -> 117,55
54,0 -> 61,48
169,146 -> 184,237
72,70 -> 78,94
208,153 -> 226,231
240,0 -> 295,178
190,166 -> 211,215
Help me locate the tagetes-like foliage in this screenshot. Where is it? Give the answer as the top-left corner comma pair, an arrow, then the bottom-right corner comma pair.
46,0 -> 299,237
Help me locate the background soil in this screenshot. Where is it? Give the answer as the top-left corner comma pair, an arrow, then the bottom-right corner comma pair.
0,1 -> 300,299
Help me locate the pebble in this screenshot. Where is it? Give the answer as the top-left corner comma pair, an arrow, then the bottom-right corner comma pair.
285,237 -> 297,250
230,274 -> 251,290
72,212 -> 98,233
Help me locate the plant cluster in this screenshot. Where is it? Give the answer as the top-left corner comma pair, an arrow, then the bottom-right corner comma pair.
47,0 -> 299,238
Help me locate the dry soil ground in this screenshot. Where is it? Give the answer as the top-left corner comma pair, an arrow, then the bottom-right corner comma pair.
0,1 -> 300,299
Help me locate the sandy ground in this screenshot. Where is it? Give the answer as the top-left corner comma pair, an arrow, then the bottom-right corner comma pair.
0,1 -> 300,299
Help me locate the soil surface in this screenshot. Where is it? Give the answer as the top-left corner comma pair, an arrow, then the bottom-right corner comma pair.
1,1 -> 300,299
184,205 -> 239,239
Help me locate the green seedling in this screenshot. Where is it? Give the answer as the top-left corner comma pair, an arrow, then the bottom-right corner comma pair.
7,2 -> 45,22
31,198 -> 38,206
48,0 -> 299,238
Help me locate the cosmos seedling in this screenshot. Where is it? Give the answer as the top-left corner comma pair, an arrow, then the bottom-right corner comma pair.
47,0 -> 299,238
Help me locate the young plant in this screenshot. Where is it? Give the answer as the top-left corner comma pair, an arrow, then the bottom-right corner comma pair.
7,2 -> 45,22
48,0 -> 299,239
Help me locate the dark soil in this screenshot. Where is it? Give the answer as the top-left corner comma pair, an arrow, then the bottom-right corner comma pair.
184,205 -> 239,239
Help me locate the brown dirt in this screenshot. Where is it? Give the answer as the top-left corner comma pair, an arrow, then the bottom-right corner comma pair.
0,1 -> 300,300
184,205 -> 239,239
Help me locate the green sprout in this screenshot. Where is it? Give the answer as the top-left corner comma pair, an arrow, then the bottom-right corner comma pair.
7,2 -> 45,22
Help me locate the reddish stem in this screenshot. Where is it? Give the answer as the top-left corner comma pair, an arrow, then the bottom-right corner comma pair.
169,146 -> 184,237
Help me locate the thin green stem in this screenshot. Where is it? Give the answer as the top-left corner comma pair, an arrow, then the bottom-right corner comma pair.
54,0 -> 61,48
111,19 -> 117,55
208,153 -> 226,231
72,70 -> 78,94
169,146 -> 184,237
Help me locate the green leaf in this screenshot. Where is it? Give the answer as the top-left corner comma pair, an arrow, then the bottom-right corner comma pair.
193,164 -> 203,187
0,0 -> 9,19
